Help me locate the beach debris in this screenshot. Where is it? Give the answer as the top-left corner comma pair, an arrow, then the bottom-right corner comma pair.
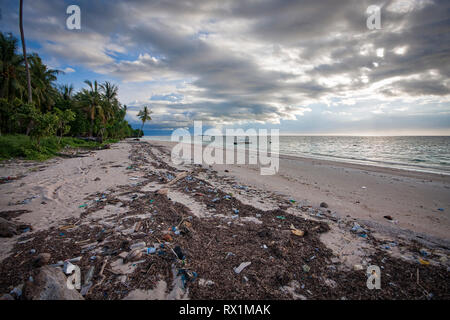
234,262 -> 251,274
420,248 -> 431,257
383,215 -> 393,221
353,264 -> 364,271
145,247 -> 157,254
174,246 -> 185,260
178,269 -> 198,287
289,199 -> 296,204
167,172 -> 189,186
78,204 -> 87,208
437,208 -> 444,212
225,252 -> 235,259
162,234 -> 173,242
63,261 -> 77,275
276,216 -> 286,220
418,258 -> 430,265
359,233 -> 368,238
9,283 -> 24,299
124,250 -> 144,263
21,195 -> 39,204
302,264 -> 310,273
351,222 -> 367,234
84,266 -> 95,285
18,237 -> 35,244
291,229 -> 305,237
319,202 -> 328,208
361,186 -> 367,189
157,188 -> 169,195
23,266 -> 84,300
59,224 -> 77,231
0,217 -> 31,237
129,241 -> 146,250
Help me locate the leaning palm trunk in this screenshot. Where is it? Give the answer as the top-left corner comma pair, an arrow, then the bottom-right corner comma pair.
19,0 -> 32,104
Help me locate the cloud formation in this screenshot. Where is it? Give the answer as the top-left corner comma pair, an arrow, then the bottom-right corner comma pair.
1,0 -> 449,133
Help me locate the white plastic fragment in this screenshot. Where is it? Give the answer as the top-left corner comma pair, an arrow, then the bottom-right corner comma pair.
234,261 -> 251,274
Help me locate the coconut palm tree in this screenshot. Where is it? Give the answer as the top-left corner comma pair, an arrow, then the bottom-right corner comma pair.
79,80 -> 102,137
0,33 -> 25,101
59,84 -> 74,101
29,54 -> 60,111
137,105 -> 152,136
100,81 -> 118,103
19,0 -> 32,103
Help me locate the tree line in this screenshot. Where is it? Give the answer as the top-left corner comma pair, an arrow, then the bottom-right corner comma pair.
0,32 -> 142,147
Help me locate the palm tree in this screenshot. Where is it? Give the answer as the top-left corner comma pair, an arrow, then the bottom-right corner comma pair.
79,80 -> 102,137
29,54 -> 60,111
19,0 -> 32,103
100,81 -> 118,103
137,105 -> 152,136
0,33 -> 25,101
59,84 -> 74,101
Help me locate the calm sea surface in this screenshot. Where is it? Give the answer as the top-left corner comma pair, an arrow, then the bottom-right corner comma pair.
144,135 -> 450,175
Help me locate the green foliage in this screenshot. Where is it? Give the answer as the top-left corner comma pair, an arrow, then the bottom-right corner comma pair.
137,105 -> 152,133
30,112 -> 58,147
0,31 -> 140,160
0,134 -> 119,161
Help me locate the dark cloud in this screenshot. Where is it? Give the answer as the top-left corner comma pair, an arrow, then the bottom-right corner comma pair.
1,0 -> 449,132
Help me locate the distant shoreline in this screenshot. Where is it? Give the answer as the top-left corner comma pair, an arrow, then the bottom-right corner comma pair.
142,136 -> 450,178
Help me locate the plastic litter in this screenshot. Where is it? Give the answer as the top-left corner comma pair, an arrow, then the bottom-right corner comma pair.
130,242 -> 146,250
63,261 -> 77,274
145,247 -> 156,254
234,261 -> 251,274
174,246 -> 185,260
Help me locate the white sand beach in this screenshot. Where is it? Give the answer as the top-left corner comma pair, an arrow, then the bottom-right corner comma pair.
0,140 -> 449,299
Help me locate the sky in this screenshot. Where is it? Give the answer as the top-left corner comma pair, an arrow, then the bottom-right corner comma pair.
1,0 -> 449,135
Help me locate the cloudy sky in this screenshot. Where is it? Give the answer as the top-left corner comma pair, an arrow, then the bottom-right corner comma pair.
1,0 -> 449,135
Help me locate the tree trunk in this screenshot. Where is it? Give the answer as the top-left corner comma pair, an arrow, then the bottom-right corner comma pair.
19,0 -> 32,104
140,122 -> 144,137
90,117 -> 94,137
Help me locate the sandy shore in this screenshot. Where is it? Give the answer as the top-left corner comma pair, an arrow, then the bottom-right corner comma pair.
151,139 -> 450,241
0,140 -> 449,299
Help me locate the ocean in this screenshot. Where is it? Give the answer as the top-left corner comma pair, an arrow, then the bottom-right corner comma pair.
143,135 -> 450,176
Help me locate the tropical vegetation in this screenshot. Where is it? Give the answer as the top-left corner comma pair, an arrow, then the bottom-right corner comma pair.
0,32 -> 142,160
